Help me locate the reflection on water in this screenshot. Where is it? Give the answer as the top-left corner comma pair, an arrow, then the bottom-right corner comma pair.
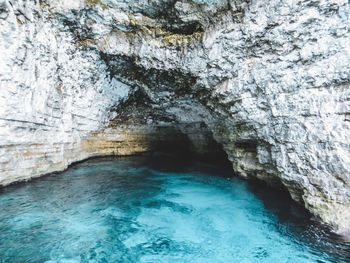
0,156 -> 349,262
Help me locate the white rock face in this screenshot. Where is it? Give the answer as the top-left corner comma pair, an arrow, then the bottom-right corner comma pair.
0,0 -> 350,233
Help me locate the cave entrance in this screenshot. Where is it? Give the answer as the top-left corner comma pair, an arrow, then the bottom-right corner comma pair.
146,121 -> 232,168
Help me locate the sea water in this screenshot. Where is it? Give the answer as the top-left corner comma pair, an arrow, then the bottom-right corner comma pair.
0,156 -> 349,263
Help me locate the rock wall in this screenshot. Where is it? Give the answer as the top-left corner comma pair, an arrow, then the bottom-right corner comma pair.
1,0 -> 350,233
0,0 -> 221,185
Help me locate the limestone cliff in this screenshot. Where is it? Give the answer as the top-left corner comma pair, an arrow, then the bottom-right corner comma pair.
0,0 -> 350,233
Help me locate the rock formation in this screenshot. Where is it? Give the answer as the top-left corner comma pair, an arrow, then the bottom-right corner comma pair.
0,0 -> 350,233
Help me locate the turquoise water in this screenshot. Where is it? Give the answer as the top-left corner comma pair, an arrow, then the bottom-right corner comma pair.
0,156 -> 349,263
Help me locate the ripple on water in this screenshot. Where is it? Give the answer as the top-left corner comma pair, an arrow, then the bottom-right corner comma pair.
0,156 -> 349,263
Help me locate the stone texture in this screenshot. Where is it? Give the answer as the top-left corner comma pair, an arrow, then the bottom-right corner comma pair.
0,0 -> 350,233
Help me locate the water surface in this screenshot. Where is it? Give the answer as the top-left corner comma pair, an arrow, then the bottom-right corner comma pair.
0,156 -> 349,262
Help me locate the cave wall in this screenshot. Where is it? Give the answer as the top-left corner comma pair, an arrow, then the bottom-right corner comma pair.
0,0 -> 128,183
1,0 -> 350,233
0,0 -> 220,184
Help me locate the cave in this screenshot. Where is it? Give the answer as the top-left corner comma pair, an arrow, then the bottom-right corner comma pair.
1,0 -> 350,262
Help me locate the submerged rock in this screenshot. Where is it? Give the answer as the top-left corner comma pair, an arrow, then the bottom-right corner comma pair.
0,0 -> 350,233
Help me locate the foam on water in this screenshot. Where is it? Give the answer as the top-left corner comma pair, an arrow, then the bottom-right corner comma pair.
0,157 -> 349,262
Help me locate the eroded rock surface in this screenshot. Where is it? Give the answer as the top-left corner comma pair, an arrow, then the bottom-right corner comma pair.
0,0 -> 350,233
